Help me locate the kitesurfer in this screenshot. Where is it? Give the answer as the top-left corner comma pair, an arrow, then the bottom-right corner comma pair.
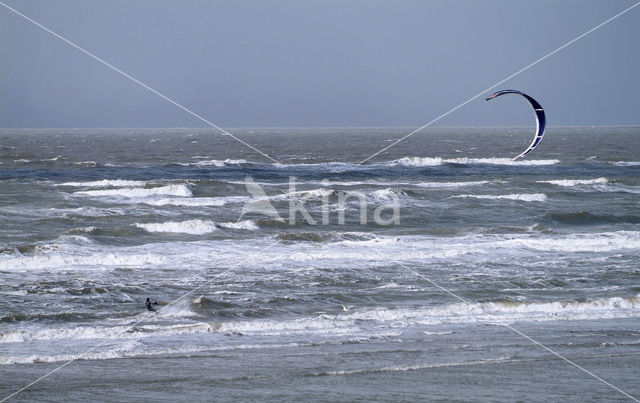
146,297 -> 159,312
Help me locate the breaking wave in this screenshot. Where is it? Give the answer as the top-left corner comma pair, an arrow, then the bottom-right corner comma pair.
453,193 -> 547,202
145,197 -> 226,207
392,157 -> 559,167
217,220 -> 260,230
135,219 -> 259,234
2,295 -> 638,347
75,184 -> 192,198
134,220 -> 219,234
188,159 -> 247,167
538,177 -> 609,187
56,179 -> 147,188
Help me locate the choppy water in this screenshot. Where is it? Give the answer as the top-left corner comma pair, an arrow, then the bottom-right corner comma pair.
1,127 -> 639,401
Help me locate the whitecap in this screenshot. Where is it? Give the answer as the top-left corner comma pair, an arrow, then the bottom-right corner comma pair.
75,184 -> 192,198
453,193 -> 547,202
135,220 -> 218,235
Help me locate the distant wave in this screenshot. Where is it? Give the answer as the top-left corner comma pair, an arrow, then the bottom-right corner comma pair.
497,231 -> 640,253
228,179 -> 494,189
545,211 -> 640,225
135,220 -> 218,235
453,193 -> 547,202
185,158 -> 247,167
391,157 -> 559,167
56,179 -> 146,188
145,197 -> 226,207
537,178 -> 609,187
612,161 -> 640,166
275,232 -> 373,243
13,156 -> 63,164
364,188 -> 405,202
2,231 -> 637,273
414,180 -> 492,188
0,250 -> 168,272
537,178 -> 640,194
135,219 -> 259,234
217,220 -> 260,230
308,357 -> 518,376
75,184 -> 192,198
339,295 -> 640,327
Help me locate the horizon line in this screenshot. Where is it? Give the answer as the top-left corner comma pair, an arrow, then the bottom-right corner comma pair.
1,124 -> 639,131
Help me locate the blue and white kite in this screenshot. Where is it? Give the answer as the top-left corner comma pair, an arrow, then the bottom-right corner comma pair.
486,90 -> 546,160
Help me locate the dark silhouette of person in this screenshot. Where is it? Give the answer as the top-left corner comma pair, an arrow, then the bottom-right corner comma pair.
146,297 -> 159,311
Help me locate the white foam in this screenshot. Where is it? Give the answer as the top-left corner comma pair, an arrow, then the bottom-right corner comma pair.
368,188 -> 404,202
135,220 -> 218,235
217,220 -> 260,230
392,157 -> 445,166
145,197 -> 226,207
415,180 -> 491,188
613,161 -> 640,166
339,295 -> 640,326
56,179 -> 147,188
0,252 -> 168,272
268,188 -> 334,202
310,357 -> 514,376
7,294 -> 636,346
0,341 -> 313,365
75,184 -> 192,198
190,159 -> 247,167
272,162 -> 356,171
229,179 -> 493,189
392,157 -> 559,166
499,231 -> 640,253
538,178 -> 609,187
2,231 -> 637,275
44,156 -> 62,161
453,193 -> 547,202
1,290 -> 28,296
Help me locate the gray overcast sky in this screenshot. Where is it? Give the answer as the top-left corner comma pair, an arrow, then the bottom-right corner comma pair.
1,0 -> 639,128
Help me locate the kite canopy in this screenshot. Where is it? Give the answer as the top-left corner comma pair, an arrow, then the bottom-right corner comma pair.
486,90 -> 546,160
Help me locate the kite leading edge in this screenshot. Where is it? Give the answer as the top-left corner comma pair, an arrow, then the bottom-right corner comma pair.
486,90 -> 546,160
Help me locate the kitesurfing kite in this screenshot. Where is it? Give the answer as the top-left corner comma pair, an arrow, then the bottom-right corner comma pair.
485,90 -> 546,160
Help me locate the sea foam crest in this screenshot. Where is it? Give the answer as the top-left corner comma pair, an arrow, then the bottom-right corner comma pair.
56,179 -> 147,188
75,184 -> 192,198
145,197 -> 226,207
135,220 -> 218,235
190,159 -> 247,167
415,180 -> 491,188
499,231 -> 640,253
135,219 -> 259,234
537,178 -> 609,187
393,157 -> 559,166
217,220 -> 260,230
342,295 -> 640,325
0,252 -> 168,272
453,193 -> 547,202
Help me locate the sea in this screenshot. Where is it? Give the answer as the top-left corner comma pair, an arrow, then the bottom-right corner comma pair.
0,127 -> 639,402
